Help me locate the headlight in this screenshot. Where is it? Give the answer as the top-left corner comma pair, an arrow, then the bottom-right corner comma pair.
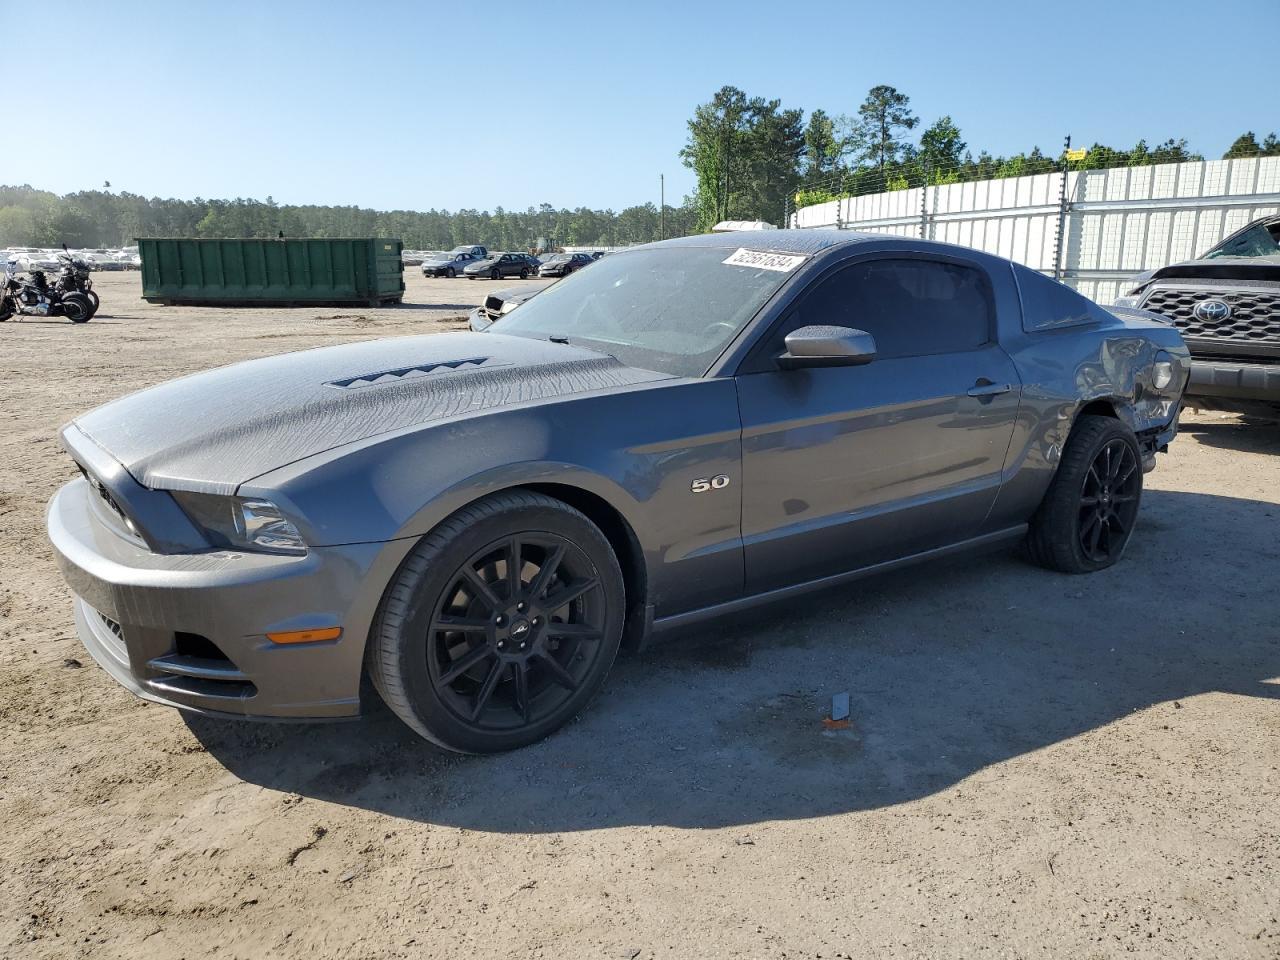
171,492 -> 307,555
500,299 -> 520,314
1152,360 -> 1175,390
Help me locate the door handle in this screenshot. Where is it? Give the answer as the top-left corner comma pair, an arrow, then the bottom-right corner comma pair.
966,380 -> 1012,398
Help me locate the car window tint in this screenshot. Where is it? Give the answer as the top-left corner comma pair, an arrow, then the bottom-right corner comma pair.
795,258 -> 993,359
1014,264 -> 1111,331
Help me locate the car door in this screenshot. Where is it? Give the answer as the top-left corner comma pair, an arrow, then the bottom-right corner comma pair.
735,253 -> 1022,593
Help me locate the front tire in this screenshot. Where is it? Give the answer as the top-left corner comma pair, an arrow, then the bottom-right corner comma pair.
1026,415 -> 1143,573
367,491 -> 625,753
490,267 -> 500,280
445,267 -> 456,278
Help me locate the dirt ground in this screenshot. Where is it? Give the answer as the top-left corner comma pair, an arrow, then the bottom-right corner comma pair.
1,270 -> 1277,960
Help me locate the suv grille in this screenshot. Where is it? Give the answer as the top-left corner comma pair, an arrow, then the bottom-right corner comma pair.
1141,287 -> 1280,343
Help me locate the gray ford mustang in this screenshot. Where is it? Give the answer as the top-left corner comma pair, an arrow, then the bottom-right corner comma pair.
47,230 -> 1189,753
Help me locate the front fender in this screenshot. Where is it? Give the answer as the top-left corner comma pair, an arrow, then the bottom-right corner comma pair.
241,379 -> 745,618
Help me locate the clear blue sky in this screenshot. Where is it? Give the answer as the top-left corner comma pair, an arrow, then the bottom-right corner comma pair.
9,0 -> 1277,212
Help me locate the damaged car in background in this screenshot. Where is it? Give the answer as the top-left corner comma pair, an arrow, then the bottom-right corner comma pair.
1117,213 -> 1280,418
47,231 -> 1188,754
468,285 -> 540,331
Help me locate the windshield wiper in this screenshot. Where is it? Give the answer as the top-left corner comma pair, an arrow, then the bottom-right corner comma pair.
548,335 -> 571,344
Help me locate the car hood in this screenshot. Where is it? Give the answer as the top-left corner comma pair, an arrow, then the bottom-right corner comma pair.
71,332 -> 668,495
1134,258 -> 1280,287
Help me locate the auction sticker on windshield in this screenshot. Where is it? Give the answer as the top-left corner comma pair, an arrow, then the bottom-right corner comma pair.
722,248 -> 806,272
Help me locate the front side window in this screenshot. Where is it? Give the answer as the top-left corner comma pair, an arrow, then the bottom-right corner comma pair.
779,258 -> 994,361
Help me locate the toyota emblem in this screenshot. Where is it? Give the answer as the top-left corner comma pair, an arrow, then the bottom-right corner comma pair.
1192,299 -> 1231,322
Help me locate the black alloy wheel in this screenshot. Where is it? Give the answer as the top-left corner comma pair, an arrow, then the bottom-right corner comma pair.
426,534 -> 606,730
367,490 -> 625,753
519,267 -> 529,279
1026,414 -> 1144,573
490,267 -> 500,280
1077,438 -> 1140,564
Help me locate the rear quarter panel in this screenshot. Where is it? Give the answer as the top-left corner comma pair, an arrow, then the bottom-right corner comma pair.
985,280 -> 1189,532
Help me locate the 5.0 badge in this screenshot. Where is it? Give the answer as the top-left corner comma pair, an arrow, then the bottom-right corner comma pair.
691,475 -> 731,493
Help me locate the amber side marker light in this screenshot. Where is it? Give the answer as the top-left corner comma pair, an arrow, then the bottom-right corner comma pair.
267,627 -> 342,645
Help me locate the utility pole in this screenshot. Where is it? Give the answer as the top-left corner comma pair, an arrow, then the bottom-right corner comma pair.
1053,134 -> 1072,281
660,173 -> 665,240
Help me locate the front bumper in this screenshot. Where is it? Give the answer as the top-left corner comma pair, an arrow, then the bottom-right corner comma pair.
48,478 -> 385,720
1185,357 -> 1280,406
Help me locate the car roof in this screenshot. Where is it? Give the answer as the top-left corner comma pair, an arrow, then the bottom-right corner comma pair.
645,229 -> 877,255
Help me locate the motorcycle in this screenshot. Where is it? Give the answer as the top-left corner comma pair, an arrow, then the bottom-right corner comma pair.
0,256 -> 94,323
52,246 -> 99,317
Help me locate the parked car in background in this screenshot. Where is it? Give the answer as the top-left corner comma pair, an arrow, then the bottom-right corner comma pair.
463,252 -> 539,280
538,252 -> 594,278
468,286 -> 540,331
449,245 -> 489,260
423,251 -> 480,278
1116,214 -> 1280,418
48,230 -> 1189,754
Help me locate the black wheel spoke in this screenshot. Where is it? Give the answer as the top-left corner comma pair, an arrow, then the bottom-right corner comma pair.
527,544 -> 566,601
1116,459 -> 1138,487
431,615 -> 489,634
536,652 -> 580,692
461,565 -> 502,611
511,662 -> 531,721
544,577 -> 599,611
470,657 -> 505,720
544,620 -> 602,641
439,643 -> 492,686
1087,515 -> 1103,555
506,537 -> 523,600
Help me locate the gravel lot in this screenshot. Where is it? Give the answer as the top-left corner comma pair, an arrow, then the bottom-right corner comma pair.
1,270 -> 1277,959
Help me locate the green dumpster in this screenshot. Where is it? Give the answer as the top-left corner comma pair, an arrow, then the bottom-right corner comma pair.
138,238 -> 405,307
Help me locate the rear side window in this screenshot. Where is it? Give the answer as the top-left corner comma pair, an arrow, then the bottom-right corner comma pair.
789,258 -> 994,360
1014,264 -> 1112,331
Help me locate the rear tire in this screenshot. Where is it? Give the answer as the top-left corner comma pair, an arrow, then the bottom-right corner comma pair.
60,293 -> 92,323
490,267 -> 500,280
446,267 -> 456,278
519,267 -> 529,279
1026,415 -> 1143,573
367,491 -> 625,753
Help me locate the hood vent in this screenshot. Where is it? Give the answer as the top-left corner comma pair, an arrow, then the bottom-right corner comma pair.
327,356 -> 491,389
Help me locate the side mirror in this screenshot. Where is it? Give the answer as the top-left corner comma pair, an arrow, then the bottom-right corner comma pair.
778,325 -> 877,369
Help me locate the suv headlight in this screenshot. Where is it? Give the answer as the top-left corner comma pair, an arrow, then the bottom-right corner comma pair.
171,492 -> 307,555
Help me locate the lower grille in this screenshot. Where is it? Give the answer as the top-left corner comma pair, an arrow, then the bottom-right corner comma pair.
1141,287 -> 1280,343
96,610 -> 128,661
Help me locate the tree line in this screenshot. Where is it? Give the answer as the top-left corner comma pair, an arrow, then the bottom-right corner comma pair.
681,84 -> 1280,230
0,184 -> 700,251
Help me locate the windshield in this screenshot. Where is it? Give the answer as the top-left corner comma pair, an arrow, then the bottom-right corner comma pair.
489,246 -> 797,377
544,253 -> 570,262
1203,221 -> 1280,260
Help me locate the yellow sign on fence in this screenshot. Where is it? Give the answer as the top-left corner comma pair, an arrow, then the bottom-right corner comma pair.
1065,148 -> 1088,162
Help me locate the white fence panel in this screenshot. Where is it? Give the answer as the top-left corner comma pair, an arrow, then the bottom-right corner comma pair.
791,156 -> 1280,305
